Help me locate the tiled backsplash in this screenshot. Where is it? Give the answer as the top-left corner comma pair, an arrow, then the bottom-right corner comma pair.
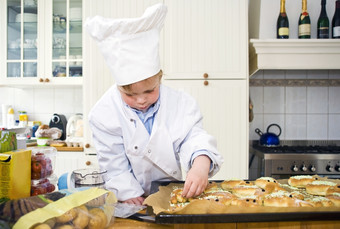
0,86 -> 83,126
250,70 -> 340,141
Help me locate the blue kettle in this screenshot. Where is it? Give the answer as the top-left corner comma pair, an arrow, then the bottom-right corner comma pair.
255,124 -> 281,146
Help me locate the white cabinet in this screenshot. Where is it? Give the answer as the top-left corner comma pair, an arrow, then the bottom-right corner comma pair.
163,80 -> 248,179
55,151 -> 99,178
163,0 -> 248,80
83,0 -> 249,179
0,0 -> 83,86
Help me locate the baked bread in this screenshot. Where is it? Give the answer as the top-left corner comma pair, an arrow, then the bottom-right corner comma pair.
232,185 -> 263,197
305,197 -> 334,207
288,175 -> 316,188
231,196 -> 262,207
221,179 -> 252,191
306,180 -> 337,196
263,191 -> 308,207
326,193 -> 340,207
255,177 -> 278,189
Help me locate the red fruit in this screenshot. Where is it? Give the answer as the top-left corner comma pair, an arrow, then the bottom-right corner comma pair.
31,172 -> 41,180
32,161 -> 42,173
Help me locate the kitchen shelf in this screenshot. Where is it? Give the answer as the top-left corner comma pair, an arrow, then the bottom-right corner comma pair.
249,39 -> 340,76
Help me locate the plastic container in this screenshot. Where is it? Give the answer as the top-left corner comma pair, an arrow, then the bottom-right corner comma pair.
31,147 -> 56,180
31,174 -> 57,196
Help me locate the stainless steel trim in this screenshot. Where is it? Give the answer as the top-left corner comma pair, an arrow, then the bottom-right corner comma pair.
264,154 -> 340,160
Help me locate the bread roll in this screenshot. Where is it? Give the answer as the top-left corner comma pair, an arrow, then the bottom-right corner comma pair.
221,179 -> 251,191
305,197 -> 334,207
326,193 -> 340,207
306,180 -> 337,196
255,177 -> 278,189
232,185 -> 263,197
288,175 -> 316,188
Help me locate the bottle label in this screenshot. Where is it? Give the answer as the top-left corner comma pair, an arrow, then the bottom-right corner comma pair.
334,26 -> 340,37
279,27 -> 289,36
299,24 -> 311,36
318,27 -> 329,38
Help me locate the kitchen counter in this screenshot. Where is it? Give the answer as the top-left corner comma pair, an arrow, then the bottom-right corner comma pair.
113,218 -> 340,229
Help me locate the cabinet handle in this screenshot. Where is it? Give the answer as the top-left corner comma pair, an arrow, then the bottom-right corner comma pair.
44,78 -> 50,83
85,143 -> 90,148
203,73 -> 209,79
204,80 -> 209,86
85,161 -> 91,166
39,78 -> 44,83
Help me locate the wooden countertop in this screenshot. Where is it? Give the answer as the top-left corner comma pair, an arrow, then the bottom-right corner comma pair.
111,218 -> 340,229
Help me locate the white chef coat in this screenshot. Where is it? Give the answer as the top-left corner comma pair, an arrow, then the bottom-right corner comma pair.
89,84 -> 224,201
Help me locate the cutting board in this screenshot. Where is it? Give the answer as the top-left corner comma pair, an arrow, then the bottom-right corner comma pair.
53,146 -> 84,152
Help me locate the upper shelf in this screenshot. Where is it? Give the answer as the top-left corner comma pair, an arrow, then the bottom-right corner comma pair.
249,39 -> 340,76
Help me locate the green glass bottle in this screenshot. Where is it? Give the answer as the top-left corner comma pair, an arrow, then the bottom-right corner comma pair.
317,0 -> 329,39
277,0 -> 289,39
298,0 -> 311,39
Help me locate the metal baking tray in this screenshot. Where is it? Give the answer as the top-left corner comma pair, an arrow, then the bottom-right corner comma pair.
148,180 -> 340,224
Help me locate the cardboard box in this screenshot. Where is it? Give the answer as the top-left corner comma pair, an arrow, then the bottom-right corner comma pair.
0,149 -> 31,199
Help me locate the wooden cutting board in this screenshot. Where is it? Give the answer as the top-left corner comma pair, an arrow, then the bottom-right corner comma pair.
53,146 -> 84,151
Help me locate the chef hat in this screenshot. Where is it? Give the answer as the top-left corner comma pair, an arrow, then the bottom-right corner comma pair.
84,3 -> 167,86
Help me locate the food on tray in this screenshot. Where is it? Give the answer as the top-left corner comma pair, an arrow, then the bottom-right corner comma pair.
305,197 -> 334,207
167,175 -> 340,212
254,177 -> 278,189
306,180 -> 337,196
221,179 -> 251,190
326,193 -> 340,207
288,175 -> 317,188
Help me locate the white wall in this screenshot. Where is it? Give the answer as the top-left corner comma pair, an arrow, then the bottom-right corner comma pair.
250,70 -> 340,141
249,0 -> 337,39
0,87 -> 82,126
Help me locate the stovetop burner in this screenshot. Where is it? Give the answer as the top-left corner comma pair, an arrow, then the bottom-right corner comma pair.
253,145 -> 340,154
252,140 -> 340,154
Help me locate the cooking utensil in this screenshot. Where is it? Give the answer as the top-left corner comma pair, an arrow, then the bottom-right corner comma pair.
255,123 -> 281,146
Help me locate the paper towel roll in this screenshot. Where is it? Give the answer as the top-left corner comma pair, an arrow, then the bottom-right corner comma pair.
2,104 -> 9,128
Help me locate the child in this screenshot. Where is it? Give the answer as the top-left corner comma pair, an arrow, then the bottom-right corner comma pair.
85,3 -> 223,205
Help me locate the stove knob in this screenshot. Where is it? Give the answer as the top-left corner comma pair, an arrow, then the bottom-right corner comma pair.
326,165 -> 334,172
335,165 -> 340,172
291,165 -> 298,172
301,165 -> 307,172
310,165 -> 316,172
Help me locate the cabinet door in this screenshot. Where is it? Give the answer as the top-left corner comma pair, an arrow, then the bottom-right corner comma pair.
3,0 -> 40,85
163,0 -> 248,80
163,79 -> 248,179
1,0 -> 83,86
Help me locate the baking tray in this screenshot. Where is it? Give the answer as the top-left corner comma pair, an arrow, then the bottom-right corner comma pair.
148,180 -> 340,224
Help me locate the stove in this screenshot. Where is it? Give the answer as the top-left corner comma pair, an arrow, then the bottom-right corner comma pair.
250,140 -> 340,179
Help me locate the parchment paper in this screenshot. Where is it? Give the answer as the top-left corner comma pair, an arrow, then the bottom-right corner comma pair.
144,177 -> 340,215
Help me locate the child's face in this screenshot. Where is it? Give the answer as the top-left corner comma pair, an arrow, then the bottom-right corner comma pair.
119,75 -> 160,113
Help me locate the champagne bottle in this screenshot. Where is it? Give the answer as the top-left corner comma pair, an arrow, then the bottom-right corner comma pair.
277,0 -> 289,39
332,0 -> 340,38
317,0 -> 329,38
298,0 -> 311,39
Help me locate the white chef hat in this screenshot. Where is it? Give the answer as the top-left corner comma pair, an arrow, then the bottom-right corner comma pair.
84,3 -> 167,86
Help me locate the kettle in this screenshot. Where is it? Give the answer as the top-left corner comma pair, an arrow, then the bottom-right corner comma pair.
255,123 -> 281,146
66,113 -> 83,139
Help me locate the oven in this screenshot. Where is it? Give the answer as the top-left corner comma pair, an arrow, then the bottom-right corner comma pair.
249,140 -> 340,180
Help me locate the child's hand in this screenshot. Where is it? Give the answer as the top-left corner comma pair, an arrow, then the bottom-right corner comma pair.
122,196 -> 145,205
182,155 -> 211,198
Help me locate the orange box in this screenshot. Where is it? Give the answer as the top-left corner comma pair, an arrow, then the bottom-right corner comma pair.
0,149 -> 31,199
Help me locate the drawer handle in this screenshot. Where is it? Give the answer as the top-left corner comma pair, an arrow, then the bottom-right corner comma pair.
44,78 -> 50,83
204,80 -> 209,86
203,73 -> 209,79
39,78 -> 44,82
85,143 -> 90,148
86,161 -> 91,166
